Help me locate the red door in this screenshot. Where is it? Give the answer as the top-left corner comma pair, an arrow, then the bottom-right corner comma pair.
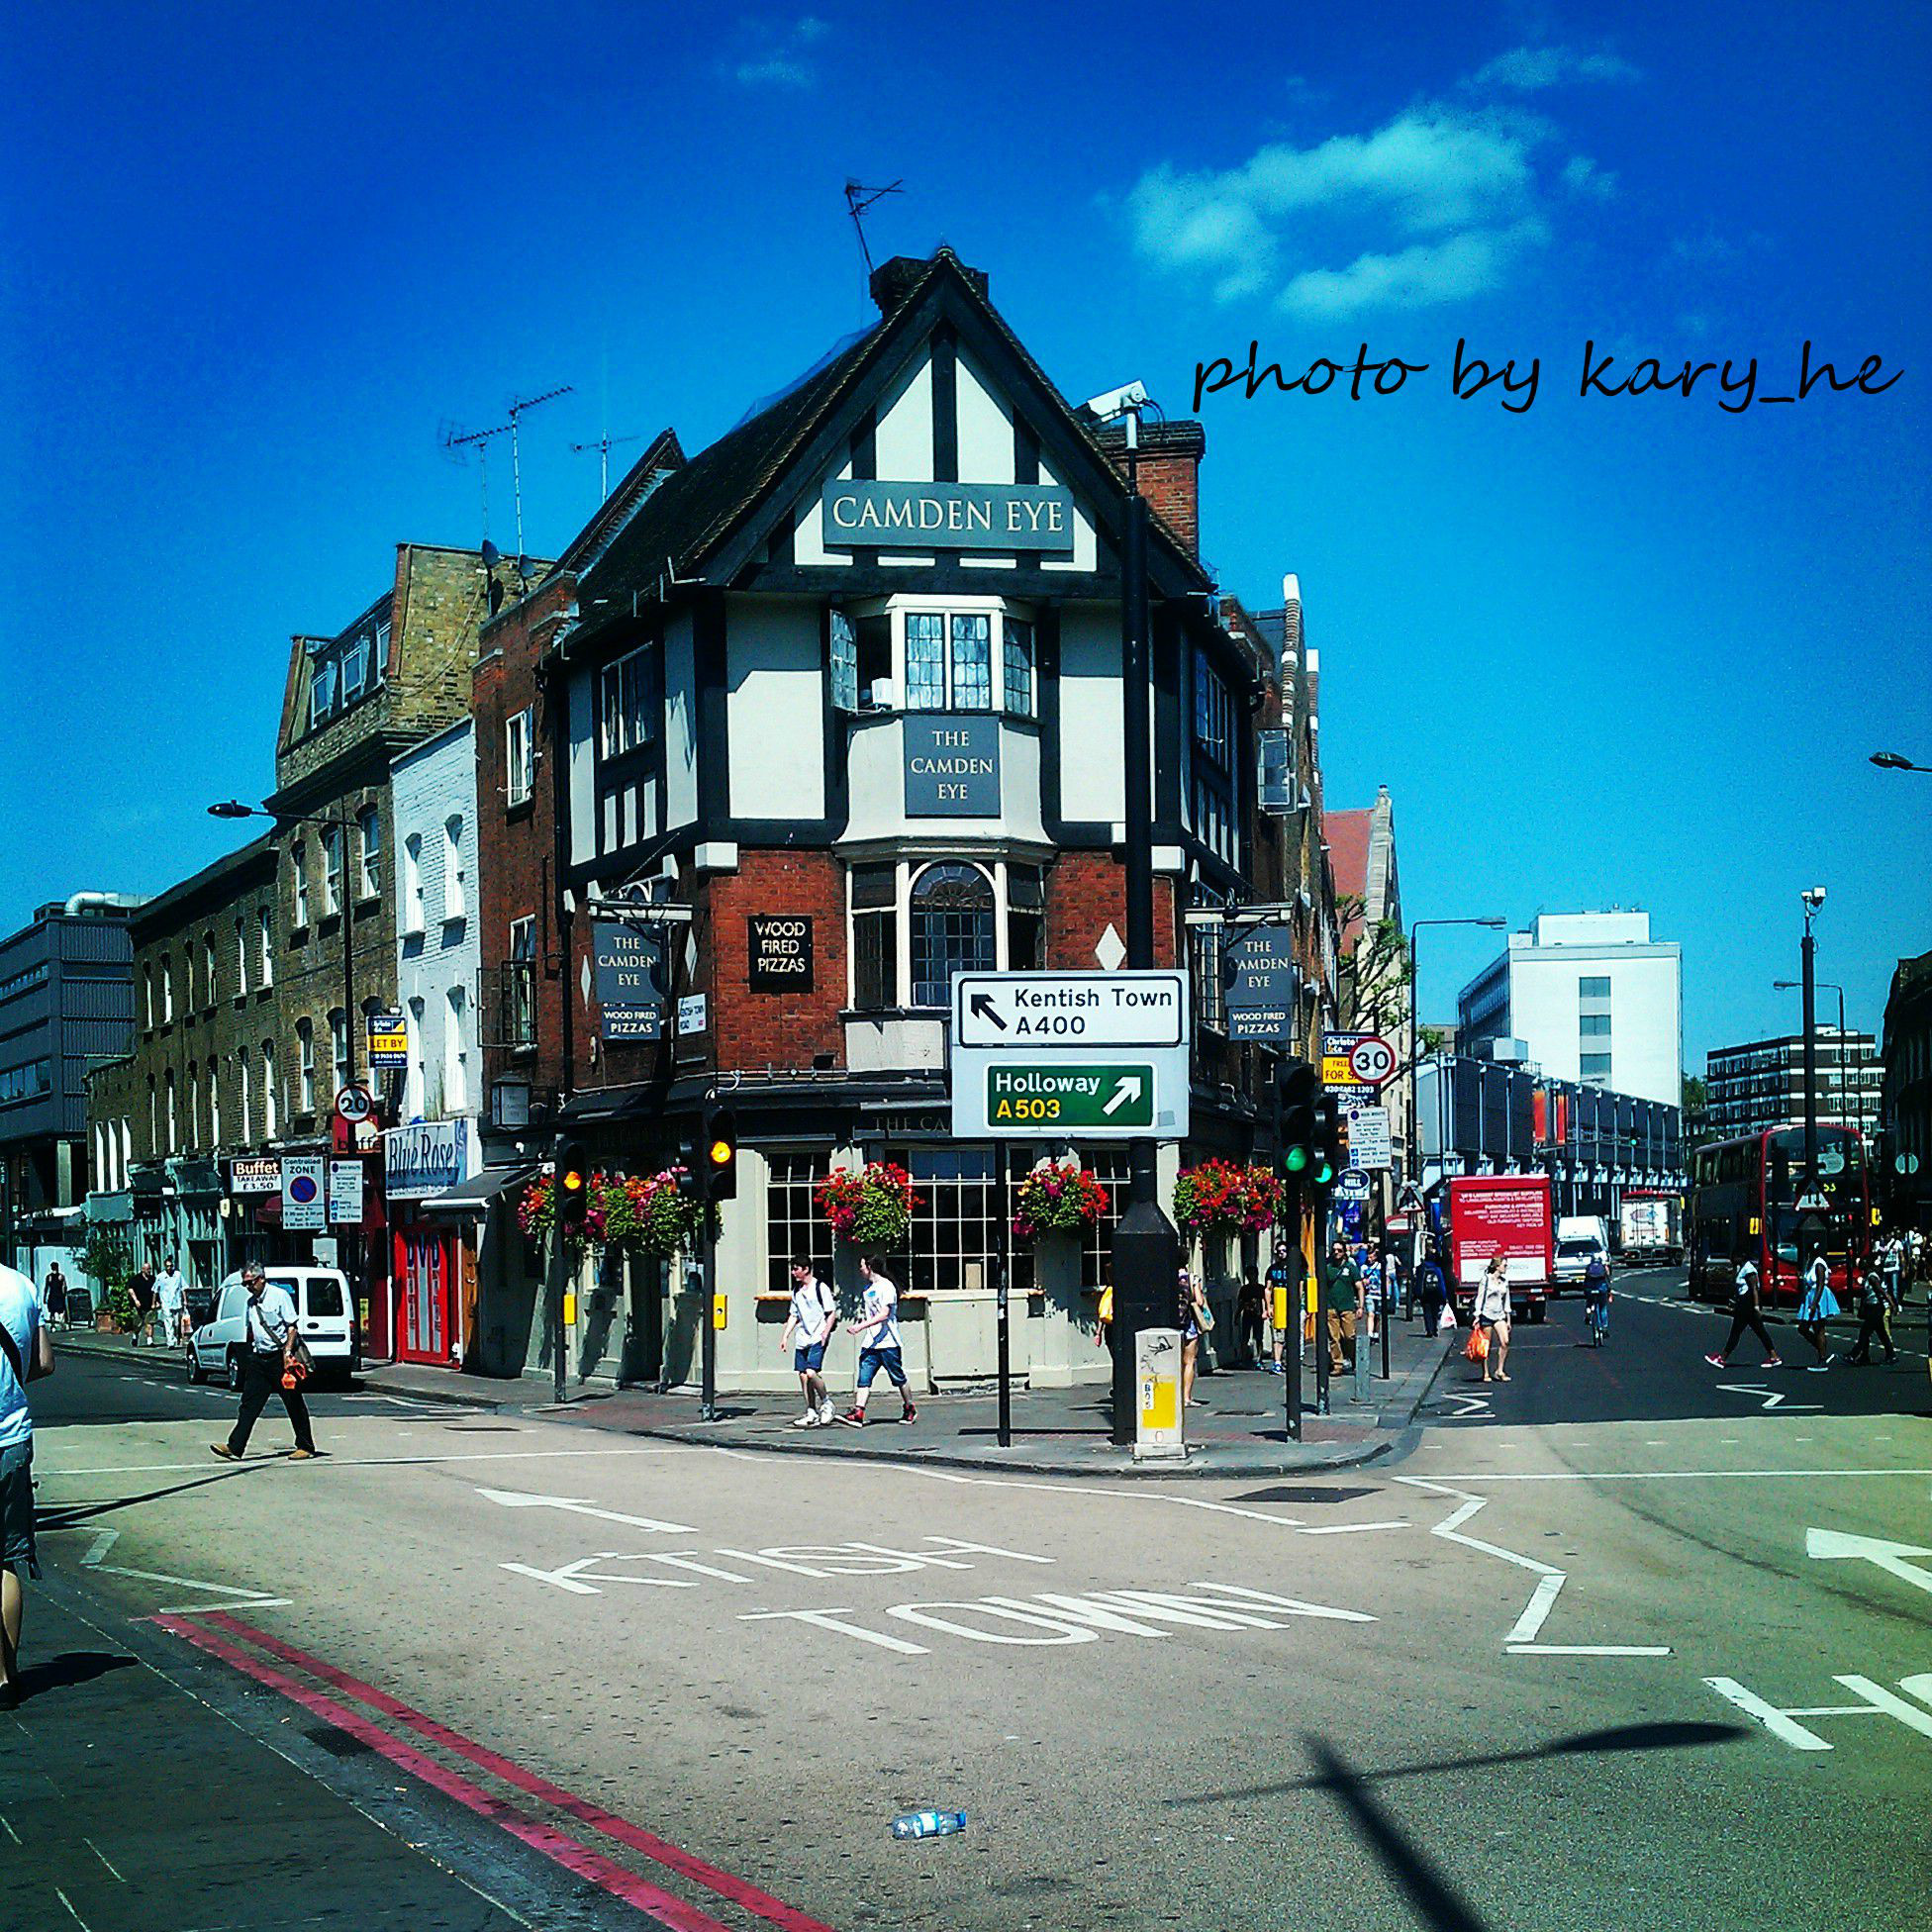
395,1226 -> 454,1365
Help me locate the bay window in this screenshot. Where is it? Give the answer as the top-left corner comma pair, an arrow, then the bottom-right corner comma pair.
840,602 -> 1038,717
911,864 -> 996,1009
847,860 -> 1044,1011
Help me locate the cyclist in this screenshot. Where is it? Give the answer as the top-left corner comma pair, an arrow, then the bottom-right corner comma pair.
1582,1252 -> 1611,1346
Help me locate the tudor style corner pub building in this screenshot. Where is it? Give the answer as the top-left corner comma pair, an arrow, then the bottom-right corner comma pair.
482,248 -> 1301,1396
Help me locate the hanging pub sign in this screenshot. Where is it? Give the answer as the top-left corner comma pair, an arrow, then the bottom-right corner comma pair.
748,916 -> 814,993
904,715 -> 1000,818
820,480 -> 1075,554
593,919 -> 665,1042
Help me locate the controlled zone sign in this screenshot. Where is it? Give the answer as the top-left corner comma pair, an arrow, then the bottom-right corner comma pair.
950,971 -> 1189,1140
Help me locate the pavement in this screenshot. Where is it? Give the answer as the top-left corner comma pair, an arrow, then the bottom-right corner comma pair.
50,1304 -> 1460,1477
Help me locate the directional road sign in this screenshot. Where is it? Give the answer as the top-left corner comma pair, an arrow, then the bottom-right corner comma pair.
955,971 -> 1186,1048
950,971 -> 1189,1140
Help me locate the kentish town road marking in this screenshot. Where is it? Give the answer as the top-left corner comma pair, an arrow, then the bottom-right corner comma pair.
476,1487 -> 696,1533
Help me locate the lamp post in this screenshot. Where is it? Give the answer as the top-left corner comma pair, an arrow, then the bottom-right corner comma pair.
1774,978 -> 1860,1145
1797,891 -> 1826,1223
1870,750 -> 1932,774
211,798 -> 369,1333
1084,379 -> 1182,1447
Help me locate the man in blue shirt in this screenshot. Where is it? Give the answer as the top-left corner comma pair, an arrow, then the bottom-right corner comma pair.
1,1261 -> 55,1709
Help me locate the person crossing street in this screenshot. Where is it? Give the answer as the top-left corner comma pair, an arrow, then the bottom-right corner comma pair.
1705,1255 -> 1782,1370
210,1264 -> 318,1462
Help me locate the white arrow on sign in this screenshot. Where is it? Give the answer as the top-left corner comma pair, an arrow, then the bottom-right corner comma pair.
1103,1074 -> 1143,1117
1805,1527 -> 1932,1597
477,1488 -> 696,1534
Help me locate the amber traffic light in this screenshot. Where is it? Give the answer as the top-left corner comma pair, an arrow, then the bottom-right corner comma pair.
555,1136 -> 590,1228
700,1105 -> 737,1202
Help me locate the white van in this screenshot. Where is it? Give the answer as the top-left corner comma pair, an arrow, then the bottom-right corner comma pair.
188,1268 -> 359,1389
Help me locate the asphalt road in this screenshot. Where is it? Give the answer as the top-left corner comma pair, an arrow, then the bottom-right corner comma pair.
6,1284 -> 1929,1932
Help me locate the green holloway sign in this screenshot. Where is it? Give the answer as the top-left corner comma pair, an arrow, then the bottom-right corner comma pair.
821,480 -> 1076,553
986,1064 -> 1156,1129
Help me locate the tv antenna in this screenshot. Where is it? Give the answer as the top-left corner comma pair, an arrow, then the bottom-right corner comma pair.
439,383 -> 574,558
844,178 -> 903,290
571,431 -> 649,503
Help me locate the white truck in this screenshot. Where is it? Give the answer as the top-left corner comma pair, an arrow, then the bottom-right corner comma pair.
1617,1194 -> 1683,1264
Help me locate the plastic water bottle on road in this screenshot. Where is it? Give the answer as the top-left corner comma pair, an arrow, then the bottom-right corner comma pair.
890,1810 -> 968,1840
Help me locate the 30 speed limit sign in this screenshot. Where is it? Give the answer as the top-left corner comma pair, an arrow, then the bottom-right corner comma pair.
1321,1031 -> 1394,1090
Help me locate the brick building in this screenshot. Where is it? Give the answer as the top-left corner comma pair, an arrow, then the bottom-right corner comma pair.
83,838 -> 280,1293
263,542 -> 528,1352
472,248 -> 1338,1395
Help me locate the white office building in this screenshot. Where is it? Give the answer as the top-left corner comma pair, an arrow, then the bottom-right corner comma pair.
1458,911 -> 1683,1108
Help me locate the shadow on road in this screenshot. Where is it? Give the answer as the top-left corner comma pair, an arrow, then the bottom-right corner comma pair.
13,1650 -> 138,1702
34,1465 -> 260,1532
1171,1722 -> 1750,1932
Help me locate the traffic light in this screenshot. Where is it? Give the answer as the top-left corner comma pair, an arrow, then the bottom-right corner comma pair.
1276,1058 -> 1319,1177
1310,1089 -> 1342,1189
699,1104 -> 738,1202
554,1136 -> 591,1230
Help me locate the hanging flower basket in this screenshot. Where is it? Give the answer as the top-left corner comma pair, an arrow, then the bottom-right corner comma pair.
603,1169 -> 708,1259
815,1163 -> 920,1251
1012,1159 -> 1111,1244
519,1168 -> 707,1259
1171,1159 -> 1285,1238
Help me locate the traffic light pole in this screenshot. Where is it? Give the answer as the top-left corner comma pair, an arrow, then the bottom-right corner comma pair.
1281,1177 -> 1303,1444
1312,1188 -> 1331,1416
699,1199 -> 718,1421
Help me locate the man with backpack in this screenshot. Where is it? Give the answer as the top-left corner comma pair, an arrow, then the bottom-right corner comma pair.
781,1258 -> 838,1428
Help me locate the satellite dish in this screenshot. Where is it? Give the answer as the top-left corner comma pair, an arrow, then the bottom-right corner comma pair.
481,540 -> 502,567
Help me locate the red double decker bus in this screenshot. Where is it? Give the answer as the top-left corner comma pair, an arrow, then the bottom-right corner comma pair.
1688,1124 -> 1874,1304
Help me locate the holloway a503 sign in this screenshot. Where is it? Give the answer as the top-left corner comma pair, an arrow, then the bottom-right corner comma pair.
821,481 -> 1075,553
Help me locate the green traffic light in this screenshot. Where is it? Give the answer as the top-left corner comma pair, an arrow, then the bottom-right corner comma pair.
1286,1146 -> 1309,1173
1314,1161 -> 1334,1187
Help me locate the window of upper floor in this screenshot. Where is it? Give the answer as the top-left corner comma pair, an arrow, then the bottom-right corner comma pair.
829,600 -> 1036,719
600,647 -> 660,760
506,707 -> 535,808
847,858 -> 1044,1013
303,613 -> 388,735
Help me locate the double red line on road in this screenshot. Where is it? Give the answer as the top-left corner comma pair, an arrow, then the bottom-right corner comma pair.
153,1609 -> 838,1932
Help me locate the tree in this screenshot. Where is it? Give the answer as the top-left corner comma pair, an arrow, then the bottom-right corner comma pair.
1337,897 -> 1413,1035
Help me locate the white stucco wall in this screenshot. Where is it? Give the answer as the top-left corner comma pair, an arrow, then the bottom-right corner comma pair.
1057,605 -> 1126,822
663,609 -> 699,827
1507,947 -> 1683,1107
725,596 -> 825,820
391,721 -> 481,1136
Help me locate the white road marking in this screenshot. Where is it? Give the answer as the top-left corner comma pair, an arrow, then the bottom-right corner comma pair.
1714,1383 -> 1820,1412
1805,1526 -> 1932,1597
474,1487 -> 695,1533
83,1839 -> 126,1884
0,1814 -> 20,1844
738,1607 -> 929,1654
1397,1477 -> 1672,1657
53,1887 -> 95,1931
1416,1468 -> 1932,1483
1706,1672 -> 1932,1751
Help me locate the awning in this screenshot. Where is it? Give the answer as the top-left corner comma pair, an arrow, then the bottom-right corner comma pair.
416,1165 -> 537,1218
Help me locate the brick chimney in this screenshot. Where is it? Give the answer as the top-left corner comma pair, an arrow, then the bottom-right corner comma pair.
870,247 -> 990,316
1093,420 -> 1207,558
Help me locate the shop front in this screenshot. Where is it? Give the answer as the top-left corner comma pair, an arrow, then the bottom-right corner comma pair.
383,1118 -> 475,1367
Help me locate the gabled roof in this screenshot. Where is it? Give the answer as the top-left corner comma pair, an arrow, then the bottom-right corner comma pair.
575,247 -> 1211,632
554,428 -> 687,577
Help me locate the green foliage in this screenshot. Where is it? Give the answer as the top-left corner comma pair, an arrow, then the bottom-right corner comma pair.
78,1225 -> 132,1295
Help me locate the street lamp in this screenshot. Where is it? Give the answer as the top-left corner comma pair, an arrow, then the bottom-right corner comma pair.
210,800 -> 360,1089
1797,888 -> 1826,1205
1774,978 -> 1861,1146
1082,379 -> 1179,1446
1870,750 -> 1932,773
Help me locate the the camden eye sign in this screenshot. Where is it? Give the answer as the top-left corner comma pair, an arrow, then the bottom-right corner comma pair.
905,716 -> 1000,817
821,481 -> 1075,553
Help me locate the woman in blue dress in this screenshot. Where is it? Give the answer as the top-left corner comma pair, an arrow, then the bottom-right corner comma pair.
1794,1251 -> 1839,1370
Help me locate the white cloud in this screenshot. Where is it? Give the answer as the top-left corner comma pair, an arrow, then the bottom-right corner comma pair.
1561,153 -> 1616,201
728,16 -> 829,89
1471,45 -> 1640,90
1127,106 -> 1561,316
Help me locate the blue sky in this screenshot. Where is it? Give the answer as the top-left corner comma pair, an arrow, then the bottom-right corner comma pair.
3,1 -> 1927,1068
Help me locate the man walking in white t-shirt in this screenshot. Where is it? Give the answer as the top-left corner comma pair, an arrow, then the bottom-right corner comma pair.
839,1257 -> 917,1428
1,1262 -> 55,1709
781,1259 -> 838,1427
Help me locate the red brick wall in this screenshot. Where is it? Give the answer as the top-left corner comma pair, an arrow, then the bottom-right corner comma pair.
474,573 -> 576,1109
1045,853 -> 1178,970
1129,450 -> 1199,557
707,851 -> 848,1069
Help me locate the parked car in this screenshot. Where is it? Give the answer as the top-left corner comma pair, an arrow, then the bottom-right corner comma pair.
187,1268 -> 359,1389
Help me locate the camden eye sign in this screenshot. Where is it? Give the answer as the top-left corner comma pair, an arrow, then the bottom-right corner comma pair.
821,480 -> 1075,553
593,920 -> 665,1042
904,716 -> 1000,817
